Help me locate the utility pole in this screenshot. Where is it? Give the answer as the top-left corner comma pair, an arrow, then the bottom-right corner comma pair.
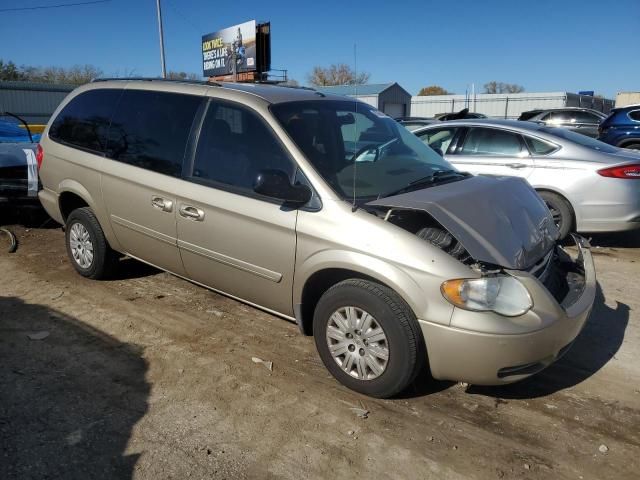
156,0 -> 166,78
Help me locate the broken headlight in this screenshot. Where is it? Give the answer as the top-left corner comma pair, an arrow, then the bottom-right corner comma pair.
440,276 -> 532,317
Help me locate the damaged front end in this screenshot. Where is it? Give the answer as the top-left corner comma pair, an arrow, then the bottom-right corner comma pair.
367,175 -> 587,313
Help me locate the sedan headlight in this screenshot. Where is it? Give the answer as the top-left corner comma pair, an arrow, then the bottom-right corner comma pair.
441,276 -> 532,317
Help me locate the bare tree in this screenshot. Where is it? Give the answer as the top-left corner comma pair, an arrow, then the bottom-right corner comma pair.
417,85 -> 452,96
483,81 -> 524,94
166,71 -> 200,80
307,63 -> 370,86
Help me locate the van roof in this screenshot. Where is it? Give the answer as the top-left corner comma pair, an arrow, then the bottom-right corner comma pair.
92,77 -> 347,104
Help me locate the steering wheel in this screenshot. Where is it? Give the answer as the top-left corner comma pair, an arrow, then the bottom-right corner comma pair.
350,144 -> 379,163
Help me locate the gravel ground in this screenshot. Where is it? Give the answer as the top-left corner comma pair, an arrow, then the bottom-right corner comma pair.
1,224 -> 639,479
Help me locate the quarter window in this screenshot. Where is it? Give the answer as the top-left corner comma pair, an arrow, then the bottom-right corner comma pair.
524,136 -> 558,155
629,110 -> 640,122
190,100 -> 295,191
49,89 -> 122,153
106,90 -> 202,177
460,128 -> 525,156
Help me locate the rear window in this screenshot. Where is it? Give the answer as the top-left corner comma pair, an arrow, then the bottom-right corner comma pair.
49,89 -> 122,153
539,126 -> 618,153
105,90 -> 202,177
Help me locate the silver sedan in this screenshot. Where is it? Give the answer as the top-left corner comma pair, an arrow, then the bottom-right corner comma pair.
413,119 -> 640,238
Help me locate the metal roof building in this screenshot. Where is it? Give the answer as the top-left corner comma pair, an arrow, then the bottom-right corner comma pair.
0,81 -> 75,124
410,91 -> 615,119
316,82 -> 412,118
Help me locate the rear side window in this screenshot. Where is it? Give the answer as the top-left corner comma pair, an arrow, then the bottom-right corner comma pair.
106,90 -> 202,177
524,136 -> 558,155
189,99 -> 294,191
49,89 -> 122,153
629,110 -> 640,122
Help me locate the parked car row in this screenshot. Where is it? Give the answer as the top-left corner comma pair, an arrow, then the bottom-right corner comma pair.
412,119 -> 640,238
401,105 -> 640,151
35,79 -> 596,398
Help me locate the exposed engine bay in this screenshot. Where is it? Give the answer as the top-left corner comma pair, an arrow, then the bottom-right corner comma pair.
365,204 -> 584,306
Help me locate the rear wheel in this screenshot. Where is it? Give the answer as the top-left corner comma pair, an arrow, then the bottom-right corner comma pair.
538,191 -> 573,240
313,279 -> 425,398
65,207 -> 119,279
622,142 -> 640,150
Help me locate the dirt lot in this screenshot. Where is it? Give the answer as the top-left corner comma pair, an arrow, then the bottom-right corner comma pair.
1,223 -> 639,479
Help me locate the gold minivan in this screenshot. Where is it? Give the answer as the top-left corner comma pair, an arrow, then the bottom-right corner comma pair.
38,79 -> 596,398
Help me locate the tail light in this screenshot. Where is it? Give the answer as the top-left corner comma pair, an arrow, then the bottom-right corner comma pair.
36,144 -> 44,170
598,164 -> 640,179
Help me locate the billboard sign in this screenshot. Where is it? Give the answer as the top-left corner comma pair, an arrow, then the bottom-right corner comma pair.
202,20 -> 257,77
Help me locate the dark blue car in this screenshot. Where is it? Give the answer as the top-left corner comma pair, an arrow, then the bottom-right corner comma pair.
598,105 -> 640,150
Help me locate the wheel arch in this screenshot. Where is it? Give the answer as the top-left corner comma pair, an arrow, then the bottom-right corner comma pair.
293,251 -> 428,336
57,180 -> 96,222
534,187 -> 577,230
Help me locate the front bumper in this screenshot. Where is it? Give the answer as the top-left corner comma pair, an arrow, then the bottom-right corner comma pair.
419,235 -> 596,385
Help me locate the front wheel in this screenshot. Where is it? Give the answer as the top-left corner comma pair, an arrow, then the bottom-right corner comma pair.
622,142 -> 640,151
313,279 -> 425,398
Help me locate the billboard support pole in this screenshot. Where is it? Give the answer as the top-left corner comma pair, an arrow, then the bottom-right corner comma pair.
156,0 -> 167,78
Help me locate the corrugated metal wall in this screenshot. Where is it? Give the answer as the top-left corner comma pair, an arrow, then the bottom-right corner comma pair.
0,81 -> 75,124
410,92 -> 615,119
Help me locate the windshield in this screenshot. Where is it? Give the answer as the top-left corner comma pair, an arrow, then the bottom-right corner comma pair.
271,100 -> 457,199
539,126 -> 618,153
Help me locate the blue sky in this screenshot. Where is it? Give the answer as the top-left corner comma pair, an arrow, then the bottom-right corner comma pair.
0,0 -> 638,97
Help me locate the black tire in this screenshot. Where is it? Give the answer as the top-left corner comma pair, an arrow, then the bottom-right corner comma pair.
622,142 -> 640,151
538,191 -> 573,240
65,207 -> 119,279
313,279 -> 425,398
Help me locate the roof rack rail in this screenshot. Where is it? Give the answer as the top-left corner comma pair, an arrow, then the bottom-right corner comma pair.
92,77 -> 222,87
253,82 -> 316,91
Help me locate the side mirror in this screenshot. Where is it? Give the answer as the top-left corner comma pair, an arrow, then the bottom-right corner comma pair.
254,169 -> 312,205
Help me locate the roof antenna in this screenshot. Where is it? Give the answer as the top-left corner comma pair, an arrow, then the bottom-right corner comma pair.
351,43 -> 358,213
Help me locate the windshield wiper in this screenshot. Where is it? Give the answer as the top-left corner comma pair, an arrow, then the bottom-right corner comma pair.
382,170 -> 469,198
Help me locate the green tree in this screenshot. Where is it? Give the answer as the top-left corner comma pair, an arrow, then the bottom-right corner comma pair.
417,85 -> 452,96
0,60 -> 27,81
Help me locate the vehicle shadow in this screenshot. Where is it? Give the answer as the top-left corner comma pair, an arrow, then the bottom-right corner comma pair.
0,296 -> 149,479
110,257 -> 162,281
467,282 -> 629,399
0,205 -> 57,229
587,230 -> 640,248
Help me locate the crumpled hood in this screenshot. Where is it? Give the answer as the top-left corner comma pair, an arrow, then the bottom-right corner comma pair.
367,175 -> 559,270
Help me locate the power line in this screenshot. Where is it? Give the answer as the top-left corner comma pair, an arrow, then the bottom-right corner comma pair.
164,0 -> 206,33
0,0 -> 110,13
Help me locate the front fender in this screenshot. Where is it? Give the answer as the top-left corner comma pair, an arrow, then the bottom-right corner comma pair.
294,248 -> 454,327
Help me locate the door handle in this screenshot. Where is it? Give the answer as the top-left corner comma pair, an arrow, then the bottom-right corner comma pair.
506,163 -> 527,169
179,205 -> 205,221
151,196 -> 173,212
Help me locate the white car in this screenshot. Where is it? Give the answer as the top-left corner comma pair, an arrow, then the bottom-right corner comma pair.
413,119 -> 640,238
